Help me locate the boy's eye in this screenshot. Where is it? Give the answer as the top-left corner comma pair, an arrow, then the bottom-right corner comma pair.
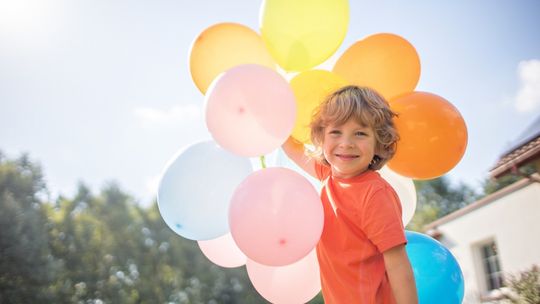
355,131 -> 367,137
329,130 -> 341,135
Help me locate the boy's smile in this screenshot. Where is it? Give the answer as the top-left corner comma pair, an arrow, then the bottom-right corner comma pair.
323,119 -> 376,179
335,154 -> 359,161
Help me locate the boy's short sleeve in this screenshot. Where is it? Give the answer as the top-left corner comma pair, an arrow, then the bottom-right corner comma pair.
314,162 -> 331,181
356,187 -> 406,253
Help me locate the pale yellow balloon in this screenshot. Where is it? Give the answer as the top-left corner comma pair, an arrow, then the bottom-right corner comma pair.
189,23 -> 276,94
260,0 -> 349,72
290,70 -> 347,143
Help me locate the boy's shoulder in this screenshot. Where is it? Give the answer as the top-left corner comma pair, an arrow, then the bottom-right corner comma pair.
337,173 -> 398,216
340,171 -> 393,198
351,170 -> 391,189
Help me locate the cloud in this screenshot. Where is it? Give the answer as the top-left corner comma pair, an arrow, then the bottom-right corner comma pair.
133,104 -> 202,128
515,59 -> 540,113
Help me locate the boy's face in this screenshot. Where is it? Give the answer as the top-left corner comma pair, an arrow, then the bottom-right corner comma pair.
322,118 -> 376,179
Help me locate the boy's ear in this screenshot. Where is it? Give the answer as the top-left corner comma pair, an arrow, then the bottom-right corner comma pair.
374,145 -> 386,157
376,143 -> 392,157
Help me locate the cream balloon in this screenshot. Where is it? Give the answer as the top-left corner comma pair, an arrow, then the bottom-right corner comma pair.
379,166 -> 417,226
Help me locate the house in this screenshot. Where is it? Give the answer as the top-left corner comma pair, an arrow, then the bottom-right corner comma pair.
423,116 -> 540,303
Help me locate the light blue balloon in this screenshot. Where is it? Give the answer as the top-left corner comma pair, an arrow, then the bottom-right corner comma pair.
405,231 -> 464,304
157,141 -> 252,241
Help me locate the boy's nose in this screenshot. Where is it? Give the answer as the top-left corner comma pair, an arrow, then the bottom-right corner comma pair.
339,138 -> 354,148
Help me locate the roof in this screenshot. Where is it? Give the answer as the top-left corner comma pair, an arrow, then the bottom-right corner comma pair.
490,115 -> 540,178
500,115 -> 540,156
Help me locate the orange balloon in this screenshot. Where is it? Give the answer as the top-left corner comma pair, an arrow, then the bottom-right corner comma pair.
387,92 -> 467,179
189,23 -> 276,94
333,33 -> 420,100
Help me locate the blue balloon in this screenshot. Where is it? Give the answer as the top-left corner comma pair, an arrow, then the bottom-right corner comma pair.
405,231 -> 464,304
157,141 -> 252,241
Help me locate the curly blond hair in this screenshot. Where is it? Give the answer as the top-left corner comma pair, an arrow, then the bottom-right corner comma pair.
309,85 -> 399,170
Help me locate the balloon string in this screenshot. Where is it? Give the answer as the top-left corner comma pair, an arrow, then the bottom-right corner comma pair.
259,155 -> 266,169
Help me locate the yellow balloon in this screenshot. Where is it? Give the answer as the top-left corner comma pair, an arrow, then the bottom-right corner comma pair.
260,0 -> 349,72
290,70 -> 347,143
333,33 -> 421,100
189,23 -> 276,94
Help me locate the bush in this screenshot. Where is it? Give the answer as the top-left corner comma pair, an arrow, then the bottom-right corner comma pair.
506,265 -> 540,304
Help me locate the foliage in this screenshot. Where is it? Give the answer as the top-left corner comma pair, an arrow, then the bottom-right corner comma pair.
0,151 -> 266,303
506,265 -> 540,304
483,163 -> 538,195
406,175 -> 479,231
0,152 -> 56,303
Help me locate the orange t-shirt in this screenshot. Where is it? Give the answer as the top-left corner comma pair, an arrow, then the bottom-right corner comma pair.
315,162 -> 406,304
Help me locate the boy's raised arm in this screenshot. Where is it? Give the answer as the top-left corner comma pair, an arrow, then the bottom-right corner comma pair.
281,137 -> 318,179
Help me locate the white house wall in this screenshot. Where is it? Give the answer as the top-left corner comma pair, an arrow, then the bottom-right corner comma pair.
431,182 -> 540,303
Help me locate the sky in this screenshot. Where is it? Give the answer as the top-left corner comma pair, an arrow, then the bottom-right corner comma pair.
1,0 -> 539,205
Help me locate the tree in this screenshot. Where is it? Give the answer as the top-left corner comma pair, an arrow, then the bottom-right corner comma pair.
0,150 -> 292,303
43,178 -> 265,303
0,151 -> 55,303
407,175 -> 479,232
483,163 -> 538,195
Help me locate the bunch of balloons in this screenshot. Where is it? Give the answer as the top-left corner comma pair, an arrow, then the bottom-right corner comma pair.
157,0 -> 467,303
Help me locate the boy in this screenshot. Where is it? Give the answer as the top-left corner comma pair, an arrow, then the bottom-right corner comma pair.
282,86 -> 418,303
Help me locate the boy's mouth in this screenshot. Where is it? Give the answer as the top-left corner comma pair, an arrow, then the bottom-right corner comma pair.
335,154 -> 359,160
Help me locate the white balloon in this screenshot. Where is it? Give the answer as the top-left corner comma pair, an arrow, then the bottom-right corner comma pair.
157,140 -> 252,240
379,166 -> 417,226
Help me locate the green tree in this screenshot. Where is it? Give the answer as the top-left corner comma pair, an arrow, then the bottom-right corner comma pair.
44,181 -> 265,303
407,176 -> 479,231
0,151 -> 55,303
483,163 -> 538,195
0,150 -> 288,303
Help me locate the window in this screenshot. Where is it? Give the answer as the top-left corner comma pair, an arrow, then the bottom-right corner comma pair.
480,241 -> 504,291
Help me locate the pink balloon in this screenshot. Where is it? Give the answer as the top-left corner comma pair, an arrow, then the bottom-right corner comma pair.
229,167 -> 323,266
197,233 -> 246,268
247,249 -> 321,304
205,64 -> 296,157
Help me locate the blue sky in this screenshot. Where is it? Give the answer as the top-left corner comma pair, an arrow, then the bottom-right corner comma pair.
1,0 -> 539,205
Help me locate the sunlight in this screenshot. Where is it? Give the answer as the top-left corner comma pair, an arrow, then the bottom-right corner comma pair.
0,0 -> 62,50
0,0 -> 45,33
